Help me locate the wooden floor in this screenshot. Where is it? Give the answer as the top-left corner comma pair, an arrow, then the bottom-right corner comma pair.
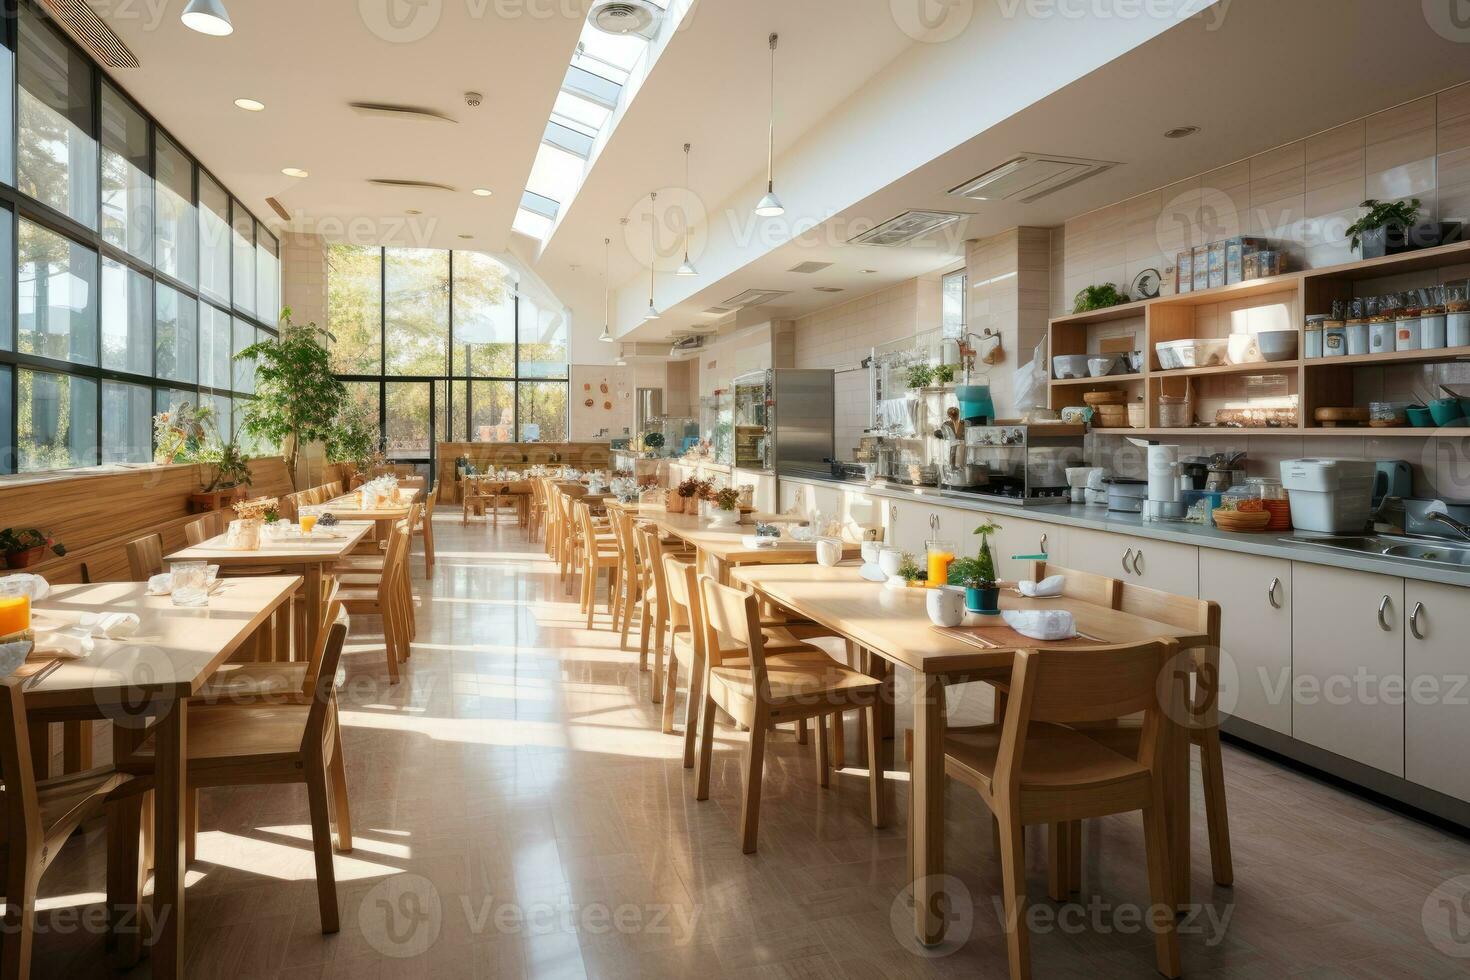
32,518 -> 1470,978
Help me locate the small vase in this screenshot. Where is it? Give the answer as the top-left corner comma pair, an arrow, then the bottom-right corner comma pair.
711,508 -> 739,527
5,547 -> 44,569
966,586 -> 1001,615
668,494 -> 685,514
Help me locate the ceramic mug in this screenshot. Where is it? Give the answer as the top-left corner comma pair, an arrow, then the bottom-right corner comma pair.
878,547 -> 904,581
925,586 -> 965,627
815,537 -> 843,567
861,540 -> 881,565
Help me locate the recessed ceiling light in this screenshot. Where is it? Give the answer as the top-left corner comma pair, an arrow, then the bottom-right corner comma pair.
471,188 -> 493,197
281,167 -> 308,178
1164,126 -> 1200,139
234,98 -> 264,112
181,0 -> 233,36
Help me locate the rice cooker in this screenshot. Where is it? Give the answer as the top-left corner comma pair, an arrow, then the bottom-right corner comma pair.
1279,459 -> 1377,533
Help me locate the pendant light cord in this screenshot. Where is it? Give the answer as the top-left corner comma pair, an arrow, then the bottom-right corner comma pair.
649,191 -> 657,305
603,236 -> 610,330
766,33 -> 778,190
682,143 -> 693,260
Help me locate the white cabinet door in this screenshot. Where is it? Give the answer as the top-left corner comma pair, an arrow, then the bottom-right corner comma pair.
1067,526 -> 1139,579
1291,564 -> 1404,776
1405,580 -> 1470,801
1065,527 -> 1197,595
1199,550 -> 1293,736
884,498 -> 933,554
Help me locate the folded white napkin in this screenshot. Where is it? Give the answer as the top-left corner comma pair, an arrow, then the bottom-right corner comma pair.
1002,609 -> 1077,641
1018,575 -> 1065,598
0,573 -> 49,601
0,640 -> 30,676
34,629 -> 92,659
147,572 -> 173,595
95,612 -> 141,639
740,535 -> 780,549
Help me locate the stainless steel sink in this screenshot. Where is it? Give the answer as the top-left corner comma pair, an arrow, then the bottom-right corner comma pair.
1281,534 -> 1470,568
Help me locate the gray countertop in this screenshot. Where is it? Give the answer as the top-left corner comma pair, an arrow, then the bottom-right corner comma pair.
779,469 -> 1470,588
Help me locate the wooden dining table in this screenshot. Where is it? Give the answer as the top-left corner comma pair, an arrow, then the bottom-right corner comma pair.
728,562 -> 1208,948
16,576 -> 302,978
165,522 -> 371,661
635,509 -> 863,583
319,487 -> 423,538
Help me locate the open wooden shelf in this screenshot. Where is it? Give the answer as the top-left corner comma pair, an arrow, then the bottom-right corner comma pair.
1050,239 -> 1470,437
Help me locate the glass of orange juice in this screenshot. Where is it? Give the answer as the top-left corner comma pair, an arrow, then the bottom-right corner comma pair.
299,506 -> 319,535
925,540 -> 956,589
0,582 -> 32,638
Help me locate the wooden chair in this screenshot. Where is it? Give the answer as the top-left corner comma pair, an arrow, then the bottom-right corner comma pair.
417,481 -> 438,577
124,534 -> 163,581
184,513 -> 218,546
576,502 -> 620,631
944,639 -> 1182,980
611,508 -> 643,651
0,677 -> 131,978
108,617 -> 354,944
461,476 -> 486,525
694,576 -> 885,853
339,516 -> 414,683
1025,562 -> 1232,891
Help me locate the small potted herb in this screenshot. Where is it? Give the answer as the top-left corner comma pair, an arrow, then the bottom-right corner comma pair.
897,552 -> 927,588
190,440 -> 254,512
1346,198 -> 1460,258
711,486 -> 742,526
0,529 -> 66,569
949,520 -> 1003,614
932,363 -> 957,385
905,364 -> 934,389
1072,283 -> 1130,314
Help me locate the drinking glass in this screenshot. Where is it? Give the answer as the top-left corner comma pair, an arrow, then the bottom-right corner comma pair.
299,505 -> 320,535
0,581 -> 31,638
170,561 -> 210,607
926,539 -> 956,589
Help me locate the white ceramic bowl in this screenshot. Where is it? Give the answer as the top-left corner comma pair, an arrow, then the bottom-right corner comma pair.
1087,356 -> 1118,377
1227,333 -> 1262,364
1052,354 -> 1091,380
1257,329 -> 1299,361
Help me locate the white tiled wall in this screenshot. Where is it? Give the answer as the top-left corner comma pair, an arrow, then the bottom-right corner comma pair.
281,232 -> 328,329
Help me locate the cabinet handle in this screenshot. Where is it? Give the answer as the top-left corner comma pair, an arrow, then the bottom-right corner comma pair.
1039,533 -> 1048,555
1132,550 -> 1144,575
1122,547 -> 1134,573
1378,594 -> 1393,631
1410,601 -> 1425,640
1267,576 -> 1282,609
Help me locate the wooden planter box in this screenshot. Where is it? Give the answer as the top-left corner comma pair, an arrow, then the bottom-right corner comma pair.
189,486 -> 249,513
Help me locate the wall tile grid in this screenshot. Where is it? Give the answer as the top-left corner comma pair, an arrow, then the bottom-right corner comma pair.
281,232 -> 329,329
1062,82 -> 1470,500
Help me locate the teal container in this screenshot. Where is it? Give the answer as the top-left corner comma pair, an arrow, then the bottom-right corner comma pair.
1428,397 -> 1469,427
955,384 -> 995,423
1406,405 -> 1436,427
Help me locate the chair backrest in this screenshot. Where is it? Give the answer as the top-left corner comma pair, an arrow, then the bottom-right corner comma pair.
636,524 -> 674,604
0,676 -> 41,856
378,508 -> 416,603
1029,561 -> 1119,609
302,618 -> 350,754
424,483 -> 438,518
299,589 -> 343,698
125,533 -> 164,581
326,481 -> 344,498
184,513 -> 217,546
662,555 -> 702,658
699,575 -> 768,679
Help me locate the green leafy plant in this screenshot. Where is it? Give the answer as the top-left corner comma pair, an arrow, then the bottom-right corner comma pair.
1345,198 -> 1421,250
932,363 -> 957,385
198,440 -> 254,492
235,308 -> 348,490
1072,284 -> 1130,314
905,364 -> 934,389
327,400 -> 380,472
897,552 -> 926,584
714,487 -> 741,510
960,520 -> 1003,588
0,528 -> 65,558
153,401 -> 217,464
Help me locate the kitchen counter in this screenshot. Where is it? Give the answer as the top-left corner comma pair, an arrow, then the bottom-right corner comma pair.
778,468 -> 1470,588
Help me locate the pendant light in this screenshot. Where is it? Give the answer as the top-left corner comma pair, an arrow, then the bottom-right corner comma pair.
677,143 -> 699,276
182,0 -> 234,36
754,33 -> 784,217
598,237 -> 613,342
644,192 -> 661,320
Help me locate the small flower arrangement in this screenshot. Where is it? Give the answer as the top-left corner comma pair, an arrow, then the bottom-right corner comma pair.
676,477 -> 702,499
897,552 -> 926,586
714,487 -> 741,511
0,528 -> 65,568
232,497 -> 279,522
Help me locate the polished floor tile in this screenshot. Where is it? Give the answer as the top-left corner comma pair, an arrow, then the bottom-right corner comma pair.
30,518 -> 1470,977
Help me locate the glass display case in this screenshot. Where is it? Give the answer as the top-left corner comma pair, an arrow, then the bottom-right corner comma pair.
700,391 -> 733,465
732,370 -> 772,469
646,415 -> 698,457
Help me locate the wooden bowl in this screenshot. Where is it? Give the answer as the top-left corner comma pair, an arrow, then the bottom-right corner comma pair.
1212,508 -> 1271,532
1082,390 -> 1129,406
1313,407 -> 1369,427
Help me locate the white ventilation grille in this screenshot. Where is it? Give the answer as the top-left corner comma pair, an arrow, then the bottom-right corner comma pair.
848,211 -> 963,247
813,286 -> 845,293
349,102 -> 457,124
702,306 -> 732,316
40,0 -> 138,68
949,154 -> 1116,203
721,288 -> 791,309
589,0 -> 662,39
788,261 -> 833,274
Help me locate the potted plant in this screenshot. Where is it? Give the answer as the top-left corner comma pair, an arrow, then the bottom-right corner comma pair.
153,400 -> 216,464
0,529 -> 65,569
905,363 -> 934,389
897,553 -> 927,588
327,401 -> 380,478
190,440 -> 254,512
711,486 -> 741,526
1346,198 -> 1460,258
950,520 -> 1003,614
642,432 -> 665,458
1072,283 -> 1130,314
933,363 -> 957,385
671,477 -> 700,514
235,308 -> 348,491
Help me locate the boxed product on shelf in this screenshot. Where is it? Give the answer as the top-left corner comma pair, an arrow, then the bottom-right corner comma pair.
1176,250 -> 1193,293
1192,244 -> 1209,291
1225,236 -> 1268,284
1207,241 -> 1227,289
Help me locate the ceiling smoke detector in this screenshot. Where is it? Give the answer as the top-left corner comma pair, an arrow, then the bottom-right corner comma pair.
588,0 -> 662,38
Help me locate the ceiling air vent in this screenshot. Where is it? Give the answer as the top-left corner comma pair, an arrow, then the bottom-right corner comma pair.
813,286 -> 845,293
788,261 -> 833,274
368,178 -> 458,192
848,211 -> 963,247
40,0 -> 138,68
721,288 -> 792,309
702,306 -> 732,316
670,333 -> 705,356
589,0 -> 662,39
949,153 -> 1116,203
265,197 -> 291,221
349,102 -> 457,124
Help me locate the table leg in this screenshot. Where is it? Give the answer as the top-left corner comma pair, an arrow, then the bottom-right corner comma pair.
151,698 -> 187,979
63,720 -> 92,773
304,565 -> 323,662
911,671 -> 948,945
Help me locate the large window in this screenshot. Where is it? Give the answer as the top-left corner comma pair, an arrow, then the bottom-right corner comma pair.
328,245 -> 569,459
0,2 -> 282,475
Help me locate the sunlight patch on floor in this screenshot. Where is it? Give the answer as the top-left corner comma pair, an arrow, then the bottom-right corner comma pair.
193,830 -> 402,882
339,708 -> 690,758
258,824 -> 413,859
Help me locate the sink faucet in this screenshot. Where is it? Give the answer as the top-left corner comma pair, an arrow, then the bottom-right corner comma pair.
1425,502 -> 1470,541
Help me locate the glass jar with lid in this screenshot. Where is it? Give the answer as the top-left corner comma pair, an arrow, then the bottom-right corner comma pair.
1305,314 -> 1327,358
1243,476 -> 1291,530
